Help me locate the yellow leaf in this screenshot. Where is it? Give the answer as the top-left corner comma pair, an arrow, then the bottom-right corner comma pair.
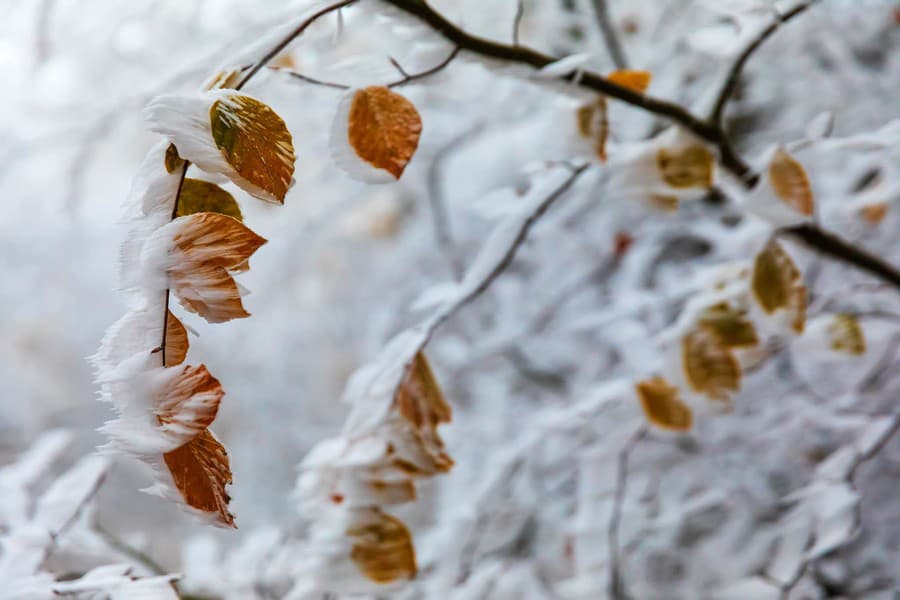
347,86 -> 422,179
698,303 -> 759,348
607,69 -> 652,94
636,376 -> 692,431
347,510 -> 417,584
827,313 -> 866,355
769,148 -> 814,216
210,95 -> 295,203
682,327 -> 741,401
751,240 -> 807,333
176,179 -> 243,222
164,143 -> 184,174
163,429 -> 234,528
165,310 -> 189,366
657,146 -> 714,189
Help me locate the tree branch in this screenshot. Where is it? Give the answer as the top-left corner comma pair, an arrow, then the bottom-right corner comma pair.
608,426 -> 646,600
590,0 -> 628,69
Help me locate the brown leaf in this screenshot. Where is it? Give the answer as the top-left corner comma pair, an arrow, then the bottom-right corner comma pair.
164,143 -> 184,174
751,240 -> 807,333
172,262 -> 250,324
176,179 -> 243,222
769,148 -> 814,216
173,212 -> 266,270
648,194 -> 679,212
205,69 -> 243,91
682,326 -> 741,402
576,98 -> 609,162
636,376 -> 692,431
348,510 -> 417,584
165,310 -> 189,366
347,86 -> 422,179
156,364 -> 224,441
210,95 -> 295,203
827,313 -> 866,355
395,352 -> 451,430
657,146 -> 714,189
163,429 -> 234,527
607,69 -> 652,94
859,202 -> 888,224
698,303 -> 759,348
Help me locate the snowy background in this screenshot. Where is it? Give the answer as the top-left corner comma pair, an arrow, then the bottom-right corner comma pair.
1,0 -> 899,598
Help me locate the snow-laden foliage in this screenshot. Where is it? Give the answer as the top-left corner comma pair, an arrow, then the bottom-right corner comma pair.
1,0 -> 899,598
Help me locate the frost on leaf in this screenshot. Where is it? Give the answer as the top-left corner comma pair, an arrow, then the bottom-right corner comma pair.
347,509 -> 417,584
656,145 -> 715,189
205,68 -> 243,91
768,147 -> 814,216
164,310 -> 189,366
827,313 -> 866,355
394,352 -> 454,475
751,240 -> 807,333
156,364 -> 224,443
697,303 -> 759,348
333,86 -> 423,182
163,429 -> 234,528
176,178 -> 243,222
606,69 -> 652,94
163,212 -> 267,323
210,95 -> 295,203
682,326 -> 741,402
636,376 -> 692,431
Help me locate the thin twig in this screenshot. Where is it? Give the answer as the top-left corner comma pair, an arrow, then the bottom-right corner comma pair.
387,46 -> 460,87
93,519 -> 168,576
608,426 -> 646,600
512,0 -> 525,46
709,1 -> 816,126
590,0 -> 628,69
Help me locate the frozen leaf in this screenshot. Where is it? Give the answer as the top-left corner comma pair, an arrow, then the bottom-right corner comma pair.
205,68 -> 243,91
859,202 -> 888,224
751,240 -> 806,333
210,95 -> 295,203
698,303 -> 759,348
333,86 -> 422,182
606,69 -> 652,93
163,429 -> 234,527
170,211 -> 265,268
657,146 -> 714,188
636,376 -> 692,431
164,143 -> 184,174
768,148 -> 813,216
173,263 -> 250,323
164,310 -> 189,367
576,98 -> 609,161
827,313 -> 865,355
347,510 -> 417,584
176,179 -> 243,222
682,326 -> 740,401
395,352 -> 451,431
156,364 -> 224,443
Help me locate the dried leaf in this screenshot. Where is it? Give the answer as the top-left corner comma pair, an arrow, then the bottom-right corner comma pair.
576,98 -> 609,161
636,376 -> 692,431
172,212 -> 266,271
163,429 -> 234,527
395,352 -> 451,430
164,143 -> 184,174
752,240 -> 807,333
657,146 -> 714,189
827,314 -> 866,355
165,310 -> 189,366
173,262 -> 250,324
698,303 -> 759,348
346,86 -> 422,179
769,148 -> 814,216
176,179 -> 243,222
210,95 -> 295,203
859,202 -> 888,224
347,510 -> 417,584
156,364 -> 224,442
607,69 -> 652,93
648,194 -> 679,211
205,69 -> 242,91
682,327 -> 741,401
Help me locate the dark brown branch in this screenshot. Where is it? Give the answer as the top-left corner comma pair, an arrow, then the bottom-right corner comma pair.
709,1 -> 816,127
590,0 -> 628,69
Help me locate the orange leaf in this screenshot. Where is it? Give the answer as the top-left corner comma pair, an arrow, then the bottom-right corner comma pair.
859,202 -> 888,224
347,510 -> 417,584
165,310 -> 189,366
636,376 -> 692,431
172,212 -> 265,270
172,262 -> 250,324
395,352 -> 451,430
769,148 -> 814,216
210,95 -> 295,203
163,429 -> 234,527
607,69 -> 652,94
156,364 -> 224,441
347,86 -> 422,179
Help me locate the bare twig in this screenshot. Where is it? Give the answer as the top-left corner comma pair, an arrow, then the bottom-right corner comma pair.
590,0 -> 628,69
709,1 -> 817,127
93,519 -> 168,576
387,46 -> 460,87
608,426 -> 646,600
512,0 -> 525,46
